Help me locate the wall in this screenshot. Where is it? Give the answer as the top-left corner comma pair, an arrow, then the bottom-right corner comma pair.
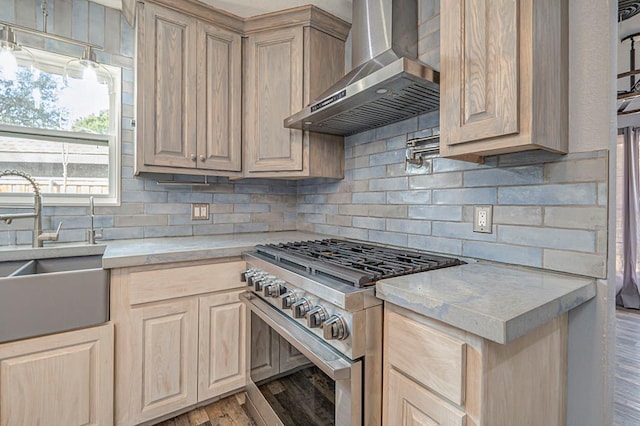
0,0 -> 298,245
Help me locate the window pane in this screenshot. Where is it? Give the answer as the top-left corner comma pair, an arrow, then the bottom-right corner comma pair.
0,67 -> 110,134
0,46 -> 118,203
0,136 -> 109,195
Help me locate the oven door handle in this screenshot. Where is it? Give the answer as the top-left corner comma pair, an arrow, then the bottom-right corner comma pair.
241,292 -> 356,381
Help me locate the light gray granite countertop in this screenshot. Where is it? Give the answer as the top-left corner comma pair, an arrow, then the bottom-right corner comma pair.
101,231 -> 325,269
376,262 -> 596,344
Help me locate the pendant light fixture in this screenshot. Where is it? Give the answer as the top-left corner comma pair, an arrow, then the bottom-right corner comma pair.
63,46 -> 113,91
0,24 -> 35,81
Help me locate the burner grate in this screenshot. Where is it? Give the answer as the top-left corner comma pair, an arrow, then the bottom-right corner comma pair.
255,239 -> 463,287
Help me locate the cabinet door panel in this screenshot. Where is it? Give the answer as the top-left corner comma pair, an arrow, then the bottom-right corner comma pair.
131,299 -> 198,424
198,291 -> 246,401
244,27 -> 304,172
441,0 -> 518,145
197,22 -> 242,171
140,3 -> 197,168
0,324 -> 113,426
385,369 -> 466,426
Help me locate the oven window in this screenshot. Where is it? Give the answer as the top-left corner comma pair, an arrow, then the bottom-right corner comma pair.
250,313 -> 336,425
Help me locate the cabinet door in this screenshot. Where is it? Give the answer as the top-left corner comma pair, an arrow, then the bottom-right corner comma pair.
244,27 -> 304,173
130,299 -> 198,424
250,313 -> 280,382
198,291 -> 246,401
196,21 -> 242,172
385,368 -> 466,426
0,324 -> 113,426
139,3 -> 197,168
440,0 -> 518,145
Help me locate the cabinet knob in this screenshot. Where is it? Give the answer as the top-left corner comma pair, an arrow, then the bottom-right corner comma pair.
190,153 -> 196,162
199,155 -> 206,162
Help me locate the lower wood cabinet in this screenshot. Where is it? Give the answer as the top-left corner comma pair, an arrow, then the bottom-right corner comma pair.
383,304 -> 567,426
111,259 -> 247,426
198,292 -> 246,400
0,323 -> 114,426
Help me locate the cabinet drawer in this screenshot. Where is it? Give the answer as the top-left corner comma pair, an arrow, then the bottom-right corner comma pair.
128,261 -> 246,305
386,310 -> 466,405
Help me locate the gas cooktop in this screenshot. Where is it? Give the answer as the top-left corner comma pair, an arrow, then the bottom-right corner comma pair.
254,239 -> 464,287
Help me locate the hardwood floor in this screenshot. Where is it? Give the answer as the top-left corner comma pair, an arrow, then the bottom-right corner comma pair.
153,394 -> 256,426
615,308 -> 640,426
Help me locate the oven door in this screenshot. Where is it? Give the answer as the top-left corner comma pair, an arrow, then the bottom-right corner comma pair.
241,292 -> 362,426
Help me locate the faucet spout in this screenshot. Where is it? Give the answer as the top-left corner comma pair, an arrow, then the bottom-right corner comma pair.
0,169 -> 51,247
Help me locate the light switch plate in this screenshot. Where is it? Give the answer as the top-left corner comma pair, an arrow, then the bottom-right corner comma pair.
191,203 -> 210,220
473,205 -> 493,233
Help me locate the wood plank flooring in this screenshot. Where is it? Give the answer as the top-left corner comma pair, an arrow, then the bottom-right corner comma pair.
615,308 -> 640,426
153,395 -> 255,426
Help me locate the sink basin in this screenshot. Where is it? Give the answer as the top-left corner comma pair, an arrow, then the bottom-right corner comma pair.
0,255 -> 109,343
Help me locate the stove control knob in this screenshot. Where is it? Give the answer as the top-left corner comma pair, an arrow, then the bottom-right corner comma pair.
292,297 -> 312,319
323,315 -> 348,340
243,268 -> 259,286
254,274 -> 274,292
280,290 -> 299,309
307,306 -> 329,328
265,279 -> 286,298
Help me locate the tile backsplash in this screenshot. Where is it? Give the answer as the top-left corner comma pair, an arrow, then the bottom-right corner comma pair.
297,112 -> 609,279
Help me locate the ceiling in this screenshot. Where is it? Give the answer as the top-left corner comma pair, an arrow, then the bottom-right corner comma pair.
199,0 -> 353,22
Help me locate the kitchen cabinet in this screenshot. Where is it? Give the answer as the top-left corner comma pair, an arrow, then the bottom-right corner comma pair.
242,8 -> 350,178
198,292 -> 246,400
136,1 -> 242,176
0,323 -> 114,426
383,304 -> 566,426
439,0 -> 568,158
111,259 -> 247,426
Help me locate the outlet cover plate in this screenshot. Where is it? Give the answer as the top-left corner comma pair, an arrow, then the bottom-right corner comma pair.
191,203 -> 210,221
473,205 -> 493,233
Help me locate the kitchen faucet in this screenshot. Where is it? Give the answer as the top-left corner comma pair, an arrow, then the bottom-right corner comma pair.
0,169 -> 61,247
87,196 -> 103,244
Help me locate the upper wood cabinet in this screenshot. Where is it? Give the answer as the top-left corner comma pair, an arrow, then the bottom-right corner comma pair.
439,0 -> 568,158
136,1 -> 242,176
243,8 -> 350,179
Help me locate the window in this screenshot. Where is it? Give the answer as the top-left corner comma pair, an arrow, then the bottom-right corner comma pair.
0,47 -> 120,206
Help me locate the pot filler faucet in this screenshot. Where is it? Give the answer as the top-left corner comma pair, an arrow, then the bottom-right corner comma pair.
0,169 -> 61,247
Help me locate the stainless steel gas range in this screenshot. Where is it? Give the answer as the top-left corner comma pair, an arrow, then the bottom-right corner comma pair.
240,239 -> 463,426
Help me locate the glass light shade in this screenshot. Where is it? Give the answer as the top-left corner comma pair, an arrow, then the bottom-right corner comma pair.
0,44 -> 17,80
63,47 -> 113,92
0,27 -> 36,82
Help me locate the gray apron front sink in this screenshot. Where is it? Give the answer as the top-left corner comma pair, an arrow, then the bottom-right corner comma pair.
0,255 -> 109,343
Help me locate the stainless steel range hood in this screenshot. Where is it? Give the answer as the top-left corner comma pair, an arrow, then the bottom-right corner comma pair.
284,0 -> 439,136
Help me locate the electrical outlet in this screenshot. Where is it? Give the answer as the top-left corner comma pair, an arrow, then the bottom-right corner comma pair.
191,203 -> 210,220
473,205 -> 493,233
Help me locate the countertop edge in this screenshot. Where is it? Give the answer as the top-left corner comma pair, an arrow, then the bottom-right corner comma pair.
376,265 -> 598,344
